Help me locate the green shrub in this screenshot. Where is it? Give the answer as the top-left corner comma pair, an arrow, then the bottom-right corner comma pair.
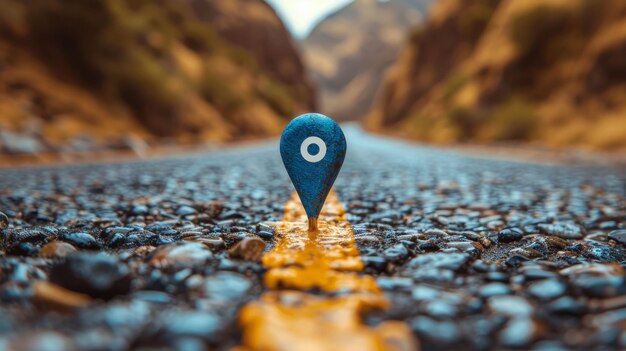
442,71 -> 470,102
509,4 -> 570,55
484,97 -> 537,141
407,112 -> 435,140
27,0 -> 115,85
446,105 -> 485,141
21,0 -> 287,136
26,0 -> 184,135
256,77 -> 294,117
115,51 -> 178,108
575,0 -> 608,33
180,21 -> 220,53
458,1 -> 499,38
198,68 -> 247,114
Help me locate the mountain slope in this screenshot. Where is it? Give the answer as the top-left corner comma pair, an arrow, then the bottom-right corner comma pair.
302,0 -> 433,121
0,0 -> 314,154
367,0 -> 626,150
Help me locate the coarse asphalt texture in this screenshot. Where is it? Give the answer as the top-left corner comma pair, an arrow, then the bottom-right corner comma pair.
0,126 -> 625,351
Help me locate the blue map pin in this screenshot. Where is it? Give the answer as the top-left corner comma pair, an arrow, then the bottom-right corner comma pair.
280,113 -> 346,231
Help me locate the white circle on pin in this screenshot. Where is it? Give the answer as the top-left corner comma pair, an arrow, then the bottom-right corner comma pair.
300,136 -> 326,163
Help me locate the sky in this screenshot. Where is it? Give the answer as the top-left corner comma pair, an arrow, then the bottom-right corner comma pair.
265,0 -> 354,39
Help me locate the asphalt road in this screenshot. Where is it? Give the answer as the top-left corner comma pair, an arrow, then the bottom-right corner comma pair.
0,127 -> 625,351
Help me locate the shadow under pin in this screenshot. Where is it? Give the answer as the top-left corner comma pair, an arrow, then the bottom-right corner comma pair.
280,113 -> 347,232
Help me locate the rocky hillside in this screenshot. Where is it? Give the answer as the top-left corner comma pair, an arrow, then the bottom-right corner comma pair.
302,0 -> 433,121
367,0 -> 626,151
0,0 -> 314,154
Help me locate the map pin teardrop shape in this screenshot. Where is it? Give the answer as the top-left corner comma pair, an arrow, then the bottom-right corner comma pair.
280,113 -> 346,230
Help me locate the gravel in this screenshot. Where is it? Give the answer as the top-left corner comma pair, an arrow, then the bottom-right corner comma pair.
0,127 -> 625,350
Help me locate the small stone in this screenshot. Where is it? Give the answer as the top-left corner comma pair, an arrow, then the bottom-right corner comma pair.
479,237 -> 492,248
408,252 -> 469,271
425,300 -> 459,318
362,256 -> 387,271
256,231 -> 274,240
593,295 -> 626,311
222,232 -> 248,245
410,316 -> 460,344
383,243 -> 410,263
171,338 -> 206,351
486,271 -> 508,282
7,242 -> 39,256
107,233 -> 126,248
538,223 -> 584,239
410,267 -> 455,284
498,228 -> 524,243
488,295 -> 533,317
3,228 -> 48,243
257,223 -> 275,233
0,211 -> 8,230
608,230 -> 626,245
521,268 -> 558,281
355,235 -> 380,246
561,263 -> 625,297
183,236 -> 225,250
509,247 -> 543,259
161,311 -> 221,341
132,291 -> 172,304
151,242 -> 213,268
592,307 -> 626,327
376,277 -> 413,291
49,252 -> 131,299
599,221 -> 618,230
397,233 -> 421,242
131,204 -> 149,216
10,332 -> 74,351
584,245 -> 626,263
528,279 -> 567,301
60,232 -> 99,249
203,272 -> 252,303
532,341 -> 571,351
523,235 -> 569,254
472,260 -> 494,273
400,240 -> 416,249
547,296 -> 586,315
479,283 -> 511,298
176,206 -> 197,216
424,229 -> 449,238
416,240 -> 439,252
411,285 -> 440,301
228,237 -> 266,261
560,263 -> 623,276
134,245 -> 157,256
40,242 -> 78,258
103,226 -> 134,237
7,263 -> 31,283
498,317 -> 540,348
33,281 -> 92,312
446,241 -> 482,255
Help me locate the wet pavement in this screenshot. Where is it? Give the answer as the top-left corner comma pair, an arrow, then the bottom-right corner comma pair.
0,127 -> 625,351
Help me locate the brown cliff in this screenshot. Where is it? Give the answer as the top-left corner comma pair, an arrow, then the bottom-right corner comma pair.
0,0 -> 314,154
302,0 -> 433,121
368,0 -> 626,150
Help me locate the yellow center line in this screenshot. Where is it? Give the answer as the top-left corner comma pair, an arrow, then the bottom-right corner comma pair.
235,191 -> 417,351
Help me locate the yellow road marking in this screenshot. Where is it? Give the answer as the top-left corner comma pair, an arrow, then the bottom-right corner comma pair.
236,191 -> 417,351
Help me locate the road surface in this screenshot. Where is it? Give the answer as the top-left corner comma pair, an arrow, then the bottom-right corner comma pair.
0,127 -> 625,351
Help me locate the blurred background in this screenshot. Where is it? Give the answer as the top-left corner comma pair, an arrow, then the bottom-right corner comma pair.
0,0 -> 625,163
